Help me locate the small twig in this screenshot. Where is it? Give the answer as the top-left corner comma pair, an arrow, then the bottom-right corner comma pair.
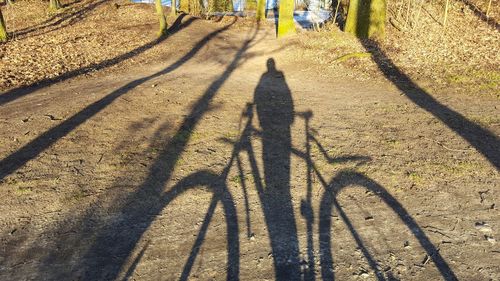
390,17 -> 405,31
486,0 -> 492,18
333,0 -> 341,26
44,114 -> 62,121
414,0 -> 424,28
97,153 -> 104,164
405,0 -> 412,27
443,0 -> 450,27
73,166 -> 83,176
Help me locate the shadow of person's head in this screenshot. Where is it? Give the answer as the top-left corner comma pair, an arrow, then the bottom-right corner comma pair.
266,58 -> 277,72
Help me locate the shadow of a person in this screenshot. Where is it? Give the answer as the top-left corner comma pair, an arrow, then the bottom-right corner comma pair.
254,58 -> 300,280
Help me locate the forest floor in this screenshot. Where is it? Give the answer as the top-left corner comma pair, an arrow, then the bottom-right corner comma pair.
0,1 -> 499,280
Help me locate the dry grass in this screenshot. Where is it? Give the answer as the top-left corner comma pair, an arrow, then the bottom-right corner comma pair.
0,0 -> 158,89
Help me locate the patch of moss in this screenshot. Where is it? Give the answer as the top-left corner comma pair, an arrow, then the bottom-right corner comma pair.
407,171 -> 423,185
64,190 -> 87,202
447,69 -> 500,97
15,186 -> 33,195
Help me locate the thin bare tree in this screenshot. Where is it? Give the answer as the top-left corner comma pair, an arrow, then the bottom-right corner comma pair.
0,7 -> 7,42
156,0 -> 168,36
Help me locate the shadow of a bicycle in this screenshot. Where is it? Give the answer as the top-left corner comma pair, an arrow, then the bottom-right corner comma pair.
161,101 -> 457,281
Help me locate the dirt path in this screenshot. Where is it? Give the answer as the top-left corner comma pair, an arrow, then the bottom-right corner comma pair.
0,17 -> 499,281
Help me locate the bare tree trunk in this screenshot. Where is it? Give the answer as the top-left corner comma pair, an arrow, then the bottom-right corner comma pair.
171,0 -> 177,16
256,0 -> 266,21
49,0 -> 62,10
277,0 -> 296,37
443,0 -> 449,27
0,7 -> 7,42
345,0 -> 386,39
333,0 -> 341,25
486,0 -> 492,18
156,0 -> 168,37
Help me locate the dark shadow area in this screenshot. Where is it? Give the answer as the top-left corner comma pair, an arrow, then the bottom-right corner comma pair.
264,7 -> 280,35
0,13 -> 194,106
331,0 -> 346,29
122,241 -> 149,281
0,15 -> 226,181
254,58 -> 301,280
459,0 -> 499,30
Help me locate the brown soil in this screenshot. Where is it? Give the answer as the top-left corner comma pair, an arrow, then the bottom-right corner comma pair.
0,1 -> 499,281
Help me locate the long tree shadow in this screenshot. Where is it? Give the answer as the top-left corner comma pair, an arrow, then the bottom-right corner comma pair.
0,13 -> 195,106
350,0 -> 499,169
374,41 -> 500,169
0,15 -> 232,182
363,44 -> 499,170
1,21 -> 265,280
